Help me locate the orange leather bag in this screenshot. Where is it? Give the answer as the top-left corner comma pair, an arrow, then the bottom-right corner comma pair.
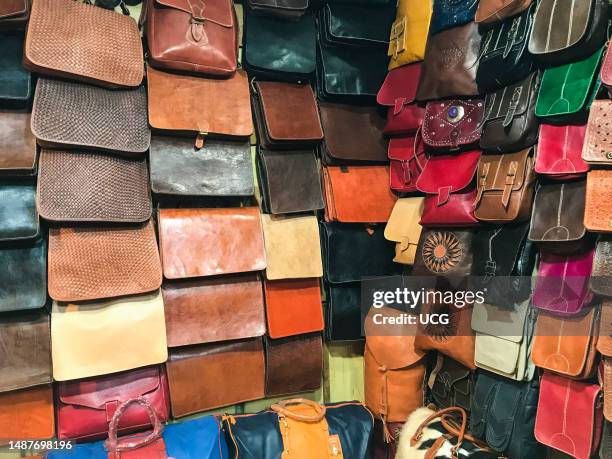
584,170 -> 612,232
599,302 -> 611,421
0,385 -> 54,442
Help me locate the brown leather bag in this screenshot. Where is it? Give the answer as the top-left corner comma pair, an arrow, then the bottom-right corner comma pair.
475,0 -> 533,24
0,111 -> 36,176
0,385 -> 54,442
0,0 -> 31,29
584,170 -> 612,232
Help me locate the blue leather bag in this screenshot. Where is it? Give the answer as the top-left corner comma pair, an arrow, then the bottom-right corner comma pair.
430,0 -> 479,35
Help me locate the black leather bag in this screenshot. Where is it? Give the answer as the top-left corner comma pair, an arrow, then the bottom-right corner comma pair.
0,31 -> 32,107
246,0 -> 309,20
428,355 -> 473,413
413,229 -> 475,278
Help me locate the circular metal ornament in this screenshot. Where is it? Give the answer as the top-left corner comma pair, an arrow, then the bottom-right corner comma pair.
446,105 -> 464,123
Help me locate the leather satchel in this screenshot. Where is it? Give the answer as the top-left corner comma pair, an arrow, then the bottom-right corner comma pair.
528,0 -> 607,65
0,181 -> 38,241
24,0 -> 143,87
162,274 -> 265,347
384,198 -> 424,265
0,311 -> 51,393
535,372 -> 604,459
246,0 -> 308,20
585,170 -> 612,231
422,100 -> 485,150
31,78 -> 150,156
51,291 -> 168,381
387,0 -> 432,70
158,207 -> 265,279
145,0 -> 238,77
413,229 -> 475,277
0,32 -> 32,107
536,122 -> 589,179
583,100 -> 612,166
475,0 -> 534,25
427,355 -> 473,413
0,0 -> 31,29
0,386 -> 54,441
429,0 -> 478,35
388,133 -> 426,193
166,339 -> 265,416
474,148 -> 536,223
480,73 -> 540,152
0,111 -> 36,177
591,236 -> 612,296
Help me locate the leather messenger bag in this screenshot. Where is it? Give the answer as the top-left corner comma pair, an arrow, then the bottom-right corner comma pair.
0,386 -> 54,441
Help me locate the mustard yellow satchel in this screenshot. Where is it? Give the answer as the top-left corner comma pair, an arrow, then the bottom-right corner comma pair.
388,0 -> 432,70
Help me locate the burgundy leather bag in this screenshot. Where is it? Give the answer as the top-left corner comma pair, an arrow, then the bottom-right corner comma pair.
422,99 -> 485,150
536,123 -> 589,179
388,131 -> 426,193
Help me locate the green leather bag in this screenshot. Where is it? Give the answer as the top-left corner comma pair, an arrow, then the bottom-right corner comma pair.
0,31 -> 33,107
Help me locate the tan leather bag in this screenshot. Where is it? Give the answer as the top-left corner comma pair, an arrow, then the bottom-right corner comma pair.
475,0 -> 534,25
584,170 -> 612,232
384,197 -> 424,265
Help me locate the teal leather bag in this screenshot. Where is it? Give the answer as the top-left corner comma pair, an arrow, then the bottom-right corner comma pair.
0,31 -> 33,107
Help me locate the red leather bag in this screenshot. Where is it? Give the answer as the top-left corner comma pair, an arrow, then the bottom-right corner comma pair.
422,99 -> 485,150
388,131 -> 426,193
56,366 -> 170,441
535,123 -> 589,179
377,64 -> 424,136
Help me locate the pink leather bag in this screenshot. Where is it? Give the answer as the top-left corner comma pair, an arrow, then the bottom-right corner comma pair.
388,131 -> 426,193
422,99 -> 485,150
377,63 -> 424,136
535,123 -> 589,179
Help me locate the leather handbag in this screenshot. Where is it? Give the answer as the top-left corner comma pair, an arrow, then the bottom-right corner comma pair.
583,100 -> 612,166
585,170 -> 612,231
0,181 -> 38,241
147,66 -> 252,148
0,311 -> 51,393
0,32 -> 32,107
427,355 -> 473,413
322,166 -> 397,223
145,0 -> 238,77
384,198 -> 424,265
416,22 -> 482,101
422,99 -> 485,150
0,385 -> 54,441
150,136 -> 254,197
261,214 -> 322,280
265,334 -> 322,397
51,291 -> 168,381
387,0 -> 432,70
376,64 -> 424,136
536,122 -> 589,179
0,0 -> 31,29
475,0 -> 534,25
388,133 -> 426,193
264,278 -> 323,339
0,111 -> 36,176
166,339 -> 265,416
158,207 -> 265,279
480,72 -> 540,152
591,235 -> 612,296
318,102 -> 387,164
56,366 -> 170,441
48,222 -> 162,302
532,307 -> 600,379
474,148 -> 536,223
470,371 -> 543,458
246,0 -> 308,20
535,372 -> 604,459
413,229 -> 475,277
163,274 -> 265,347
31,78 -> 150,156
223,399 -> 374,459
257,147 -> 324,214
24,0 -> 143,87
429,0 -> 478,35
528,0 -> 607,65
37,149 -> 151,223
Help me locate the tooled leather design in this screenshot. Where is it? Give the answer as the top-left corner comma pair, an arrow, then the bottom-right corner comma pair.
422,99 -> 485,148
584,170 -> 612,230
591,237 -> 612,296
583,101 -> 612,163
421,231 -> 463,273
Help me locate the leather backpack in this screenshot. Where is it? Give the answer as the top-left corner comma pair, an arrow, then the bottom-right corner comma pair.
536,122 -> 589,179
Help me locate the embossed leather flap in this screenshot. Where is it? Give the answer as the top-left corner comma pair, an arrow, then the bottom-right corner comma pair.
422,100 -> 485,149
475,0 -> 533,23
585,170 -> 612,231
582,100 -> 612,165
366,335 -> 424,370
413,229 -> 475,278
536,123 -> 589,177
155,0 -> 234,27
601,44 -> 612,89
376,63 -> 421,108
592,238 -> 612,297
416,150 -> 480,203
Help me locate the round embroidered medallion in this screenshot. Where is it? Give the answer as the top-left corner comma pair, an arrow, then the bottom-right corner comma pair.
422,231 -> 462,273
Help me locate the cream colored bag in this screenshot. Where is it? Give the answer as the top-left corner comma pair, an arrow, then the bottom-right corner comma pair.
261,214 -> 323,280
51,291 -> 167,381
384,198 -> 424,265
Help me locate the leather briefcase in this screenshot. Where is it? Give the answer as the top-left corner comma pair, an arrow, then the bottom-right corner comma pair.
145,0 -> 238,77
583,100 -> 612,166
528,0 -> 607,65
247,0 -> 308,20
158,207 -> 265,279
422,99 -> 485,151
163,274 -> 265,347
387,0 -> 432,70
0,386 -> 54,441
388,133 -> 426,193
0,31 -> 32,107
56,366 -> 170,441
413,229 -> 475,277
318,102 -> 387,164
475,0 -> 533,25
167,339 -> 265,416
0,0 -> 31,29
24,0 -> 143,87
0,311 -> 51,393
150,136 -> 254,197
591,236 -> 612,296
428,355 -> 473,413
480,72 -> 540,152
384,198 -> 424,265
0,111 -> 36,176
31,78 -> 150,156
0,181 -> 38,241
536,122 -> 589,179
429,0 -> 478,35
585,170 -> 612,231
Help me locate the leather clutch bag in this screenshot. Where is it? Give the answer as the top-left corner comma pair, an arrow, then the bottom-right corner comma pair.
252,81 -> 323,149
48,222 -> 162,302
158,207 -> 265,279
430,0 -> 477,35
247,0 -> 308,19
0,32 -> 32,106
322,166 -> 396,223
51,291 -> 168,381
422,99 -> 485,150
147,66 -> 252,148
318,102 -> 387,164
166,339 -> 265,416
319,2 -> 395,47
585,170 -> 612,232
56,366 -> 170,441
150,136 -> 254,197
536,122 -> 589,179
0,311 -> 51,393
0,0 -> 31,29
31,78 -> 150,156
475,0 -> 533,25
413,229 -> 474,277
387,0 -> 432,70
145,0 -> 237,77
24,0 -> 143,87
583,100 -> 612,166
261,214 -> 322,280
0,111 -> 37,176
0,181 -> 38,241
388,133 -> 426,193
163,274 -> 265,347
591,235 -> 612,296
428,355 -> 473,414
0,386 -> 54,441
384,197 -> 424,265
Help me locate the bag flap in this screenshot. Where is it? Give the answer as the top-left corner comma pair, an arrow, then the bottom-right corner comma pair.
384,197 -> 424,245
416,150 -> 480,198
475,334 -> 521,374
376,63 -> 421,108
475,0 -> 532,23
430,356 -> 472,398
0,0 -> 27,19
323,3 -> 395,45
365,335 -> 423,370
485,376 -> 523,452
154,0 -> 234,27
477,149 -> 531,193
387,133 -> 425,162
536,123 -> 589,175
597,301 -> 612,356
471,300 -> 529,342
484,73 -> 537,123
421,99 -> 485,148
592,237 -> 612,296
601,44 -> 612,87
472,222 -> 530,276
530,0 -> 592,54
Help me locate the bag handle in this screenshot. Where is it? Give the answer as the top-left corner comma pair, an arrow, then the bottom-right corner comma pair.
410,407 -> 467,458
105,397 -> 164,452
271,398 -> 327,422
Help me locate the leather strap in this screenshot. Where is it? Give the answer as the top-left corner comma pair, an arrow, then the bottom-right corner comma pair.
105,397 -> 164,452
502,161 -> 518,208
271,399 -> 326,422
475,162 -> 490,204
410,407 -> 468,458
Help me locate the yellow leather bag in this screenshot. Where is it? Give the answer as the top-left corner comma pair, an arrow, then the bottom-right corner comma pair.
384,197 -> 424,264
388,0 -> 432,70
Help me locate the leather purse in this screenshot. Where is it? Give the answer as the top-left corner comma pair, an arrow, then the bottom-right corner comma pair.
51,291 -> 168,381
474,148 -> 536,223
56,366 -> 170,441
0,111 -> 36,176
0,311 -> 51,393
585,170 -> 612,231
0,0 -> 31,29
150,136 -> 254,197
475,0 -> 534,25
528,0 -> 607,65
167,339 -> 265,416
413,229 -> 475,277
583,100 -> 612,166
147,66 -> 252,148
261,214 -> 322,280
163,274 -> 265,347
384,198 -> 424,265
158,207 -> 265,279
416,22 -> 482,101
322,166 -> 397,223
387,0 -> 432,70
246,0 -> 308,20
429,0 -> 478,35
24,0 -> 143,87
422,100 -> 485,150
428,355 -> 473,413
591,236 -> 612,296
31,78 -> 150,156
536,122 -> 589,179
388,133 -> 426,193
48,222 -> 162,302
145,0 -> 238,77
0,32 -> 32,107
535,372 -> 604,459
318,102 -> 387,164
480,73 -> 540,152
0,181 -> 38,241
0,386 -> 54,441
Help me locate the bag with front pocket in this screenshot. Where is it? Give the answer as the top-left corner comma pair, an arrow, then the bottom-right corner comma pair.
388,133 -> 426,193
421,100 -> 485,151
536,122 -> 589,179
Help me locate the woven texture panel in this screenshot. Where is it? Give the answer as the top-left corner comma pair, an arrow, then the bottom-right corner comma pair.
37,149 -> 151,223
